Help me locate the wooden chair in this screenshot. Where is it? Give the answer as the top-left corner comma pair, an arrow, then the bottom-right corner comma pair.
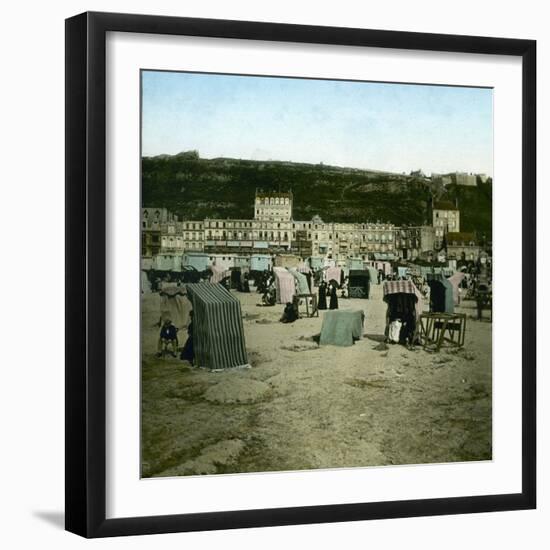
292,293 -> 319,318
418,312 -> 467,352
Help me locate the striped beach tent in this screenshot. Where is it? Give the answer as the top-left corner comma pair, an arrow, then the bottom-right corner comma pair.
383,280 -> 424,320
185,283 -> 250,370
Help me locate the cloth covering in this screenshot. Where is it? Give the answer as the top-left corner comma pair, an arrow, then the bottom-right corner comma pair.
320,309 -> 365,347
324,266 -> 342,284
447,272 -> 466,305
288,268 -> 310,294
383,280 -> 424,320
185,282 -> 249,369
159,286 -> 192,329
209,264 -> 230,284
273,267 -> 296,304
366,266 -> 379,285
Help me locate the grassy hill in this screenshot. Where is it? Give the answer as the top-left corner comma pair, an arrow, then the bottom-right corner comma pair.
142,152 -> 492,234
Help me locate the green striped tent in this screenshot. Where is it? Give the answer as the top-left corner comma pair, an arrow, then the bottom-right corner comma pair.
185,283 -> 250,370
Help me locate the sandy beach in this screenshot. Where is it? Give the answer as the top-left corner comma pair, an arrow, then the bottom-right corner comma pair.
141,283 -> 492,478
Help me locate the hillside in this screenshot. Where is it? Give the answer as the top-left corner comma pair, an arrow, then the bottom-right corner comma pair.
142,153 -> 492,235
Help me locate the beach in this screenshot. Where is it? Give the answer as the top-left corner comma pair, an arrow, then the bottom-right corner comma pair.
141,284 -> 492,478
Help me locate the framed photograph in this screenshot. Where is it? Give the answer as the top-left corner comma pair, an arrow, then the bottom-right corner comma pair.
65,11 -> 536,538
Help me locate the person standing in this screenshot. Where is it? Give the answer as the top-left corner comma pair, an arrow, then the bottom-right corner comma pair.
180,311 -> 195,365
318,281 -> 328,310
329,282 -> 339,310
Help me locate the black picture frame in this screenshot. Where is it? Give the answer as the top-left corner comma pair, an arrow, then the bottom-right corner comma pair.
65,11 -> 536,538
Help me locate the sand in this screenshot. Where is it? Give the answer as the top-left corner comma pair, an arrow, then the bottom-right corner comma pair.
141,284 -> 492,478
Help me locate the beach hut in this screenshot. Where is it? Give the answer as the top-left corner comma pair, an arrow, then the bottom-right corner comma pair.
182,252 -> 210,272
324,266 -> 342,285
348,270 -> 370,298
447,272 -> 467,305
273,266 -> 296,303
426,273 -> 454,314
153,254 -> 182,272
382,280 -> 424,344
185,283 -> 249,370
288,268 -> 310,294
159,286 -> 192,329
366,266 -> 379,285
208,254 -> 233,271
308,256 -> 324,270
233,256 -> 250,269
397,266 -> 409,279
347,257 -> 364,271
274,254 -> 301,269
250,254 -> 272,272
209,263 -> 230,284
369,260 -> 391,276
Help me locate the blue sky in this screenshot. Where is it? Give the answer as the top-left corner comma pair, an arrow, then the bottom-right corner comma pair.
142,70 -> 493,176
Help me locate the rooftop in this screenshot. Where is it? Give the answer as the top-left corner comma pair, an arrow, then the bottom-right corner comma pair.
433,200 -> 458,211
447,232 -> 477,244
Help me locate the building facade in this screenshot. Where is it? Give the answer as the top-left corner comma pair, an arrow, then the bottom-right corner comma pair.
254,190 -> 293,221
141,207 -> 174,257
432,200 -> 460,248
431,171 -> 484,187
145,191 -> 456,264
445,232 -> 481,261
395,225 -> 435,260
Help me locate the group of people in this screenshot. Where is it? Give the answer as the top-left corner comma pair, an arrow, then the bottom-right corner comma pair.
317,280 -> 339,310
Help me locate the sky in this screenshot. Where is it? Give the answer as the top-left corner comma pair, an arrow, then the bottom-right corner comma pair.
141,70 -> 493,176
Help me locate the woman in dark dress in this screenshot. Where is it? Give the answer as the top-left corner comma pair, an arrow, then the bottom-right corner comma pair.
318,281 -> 328,310
180,311 -> 195,365
329,282 -> 339,310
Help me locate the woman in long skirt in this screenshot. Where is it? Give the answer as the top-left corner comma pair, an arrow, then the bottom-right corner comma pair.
329,283 -> 339,310
180,311 -> 195,365
318,281 -> 328,310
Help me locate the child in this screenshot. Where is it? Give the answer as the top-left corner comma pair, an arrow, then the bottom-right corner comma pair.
157,319 -> 178,358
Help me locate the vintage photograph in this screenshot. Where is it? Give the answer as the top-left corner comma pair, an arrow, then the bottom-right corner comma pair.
140,70 -> 493,478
